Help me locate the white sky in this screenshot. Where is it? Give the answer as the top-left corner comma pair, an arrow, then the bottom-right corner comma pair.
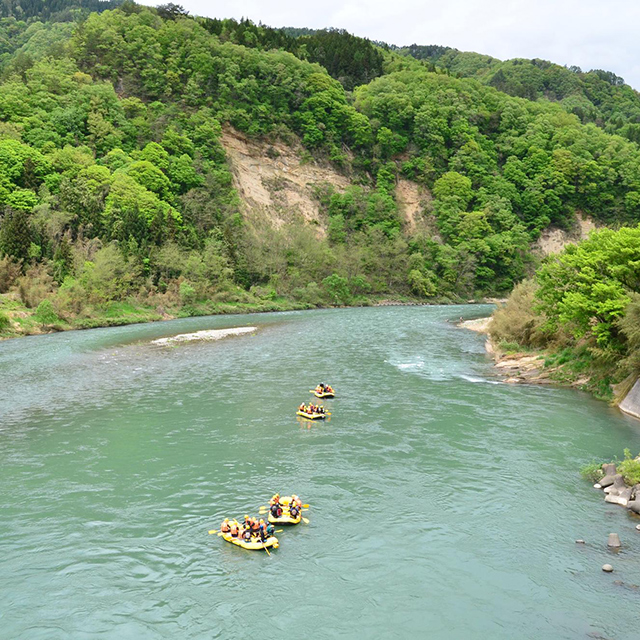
144,0 -> 640,90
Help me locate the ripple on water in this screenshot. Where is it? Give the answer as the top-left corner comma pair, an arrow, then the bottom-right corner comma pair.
2,306 -> 640,639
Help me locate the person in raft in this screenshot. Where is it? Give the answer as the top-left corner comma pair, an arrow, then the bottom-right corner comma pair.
289,494 -> 303,518
298,403 -> 306,413
220,518 -> 231,533
315,384 -> 325,393
270,494 -> 283,518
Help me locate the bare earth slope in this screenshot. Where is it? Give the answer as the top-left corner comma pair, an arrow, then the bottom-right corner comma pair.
221,128 -> 351,235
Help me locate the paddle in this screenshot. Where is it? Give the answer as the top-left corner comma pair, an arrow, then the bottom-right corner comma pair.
302,517 -> 310,524
263,544 -> 271,557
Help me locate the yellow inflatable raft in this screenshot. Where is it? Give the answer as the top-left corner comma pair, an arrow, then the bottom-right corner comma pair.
297,410 -> 326,420
310,389 -> 335,398
267,496 -> 303,525
221,532 -> 279,550
268,510 -> 301,525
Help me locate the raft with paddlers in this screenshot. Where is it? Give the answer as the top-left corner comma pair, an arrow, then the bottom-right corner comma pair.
297,409 -> 326,420
297,402 -> 329,420
221,531 -> 279,550
267,495 -> 302,525
209,516 -> 279,553
260,494 -> 310,525
310,383 -> 335,398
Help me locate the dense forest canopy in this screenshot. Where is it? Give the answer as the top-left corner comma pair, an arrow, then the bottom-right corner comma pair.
395,45 -> 640,144
0,0 -> 121,20
1,0 -> 640,335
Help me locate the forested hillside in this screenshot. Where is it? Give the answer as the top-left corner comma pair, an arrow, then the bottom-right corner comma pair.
397,45 -> 640,143
1,1 -> 640,337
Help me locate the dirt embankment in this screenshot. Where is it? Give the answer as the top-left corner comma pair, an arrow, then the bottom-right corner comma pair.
221,129 -> 351,235
221,129 -> 436,236
395,179 -> 435,234
534,213 -> 596,256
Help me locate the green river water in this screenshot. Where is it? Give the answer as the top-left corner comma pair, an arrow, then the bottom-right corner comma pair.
2,305 -> 640,639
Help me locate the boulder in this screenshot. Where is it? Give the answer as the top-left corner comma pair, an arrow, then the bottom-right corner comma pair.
602,564 -> 614,572
604,474 -> 626,494
597,463 -> 617,488
607,533 -> 621,548
627,498 -> 640,515
605,492 -> 630,507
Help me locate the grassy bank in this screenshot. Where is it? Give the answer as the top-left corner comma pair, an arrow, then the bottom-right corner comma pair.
0,292 -> 313,339
0,291 -> 453,340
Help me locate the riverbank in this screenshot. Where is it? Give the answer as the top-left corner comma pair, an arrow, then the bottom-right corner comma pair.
0,292 -> 498,341
458,316 -> 620,399
0,293 -> 311,341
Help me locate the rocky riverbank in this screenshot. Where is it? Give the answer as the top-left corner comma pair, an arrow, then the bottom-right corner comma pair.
459,317 -> 594,387
593,462 -> 640,514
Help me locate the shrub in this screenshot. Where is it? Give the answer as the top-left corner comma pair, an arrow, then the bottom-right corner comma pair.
580,461 -> 604,483
34,299 -> 61,325
491,279 -> 548,348
0,256 -> 21,292
618,449 -> 640,485
0,310 -> 10,330
17,263 -> 57,308
179,281 -> 196,304
322,273 -> 351,305
498,341 -> 520,353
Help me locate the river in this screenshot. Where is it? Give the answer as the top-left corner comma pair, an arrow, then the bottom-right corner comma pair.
1,305 -> 640,639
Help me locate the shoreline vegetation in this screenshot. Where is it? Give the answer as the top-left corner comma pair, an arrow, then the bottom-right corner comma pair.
0,292 -> 494,341
472,224 -> 640,417
460,315 -> 592,388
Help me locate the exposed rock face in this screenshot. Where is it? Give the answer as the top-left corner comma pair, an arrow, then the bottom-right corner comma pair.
221,128 -> 351,234
395,179 -> 434,234
534,213 -> 596,256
